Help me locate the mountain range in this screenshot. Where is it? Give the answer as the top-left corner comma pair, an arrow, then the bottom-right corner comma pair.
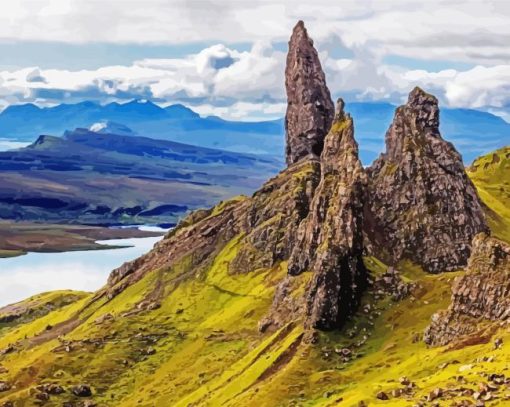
1,98 -> 509,164
1,20 -> 510,407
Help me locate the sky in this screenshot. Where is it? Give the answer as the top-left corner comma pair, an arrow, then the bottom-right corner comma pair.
0,0 -> 509,121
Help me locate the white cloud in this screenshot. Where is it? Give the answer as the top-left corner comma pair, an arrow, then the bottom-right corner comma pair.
191,101 -> 286,121
1,0 -> 509,64
0,42 -> 287,117
0,0 -> 509,120
445,65 -> 510,108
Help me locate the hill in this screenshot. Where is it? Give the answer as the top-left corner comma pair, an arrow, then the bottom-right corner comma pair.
0,100 -> 285,157
0,128 -> 281,225
467,146 -> 510,243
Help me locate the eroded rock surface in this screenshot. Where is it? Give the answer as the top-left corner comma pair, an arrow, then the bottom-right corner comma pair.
424,233 -> 510,346
288,99 -> 367,329
285,20 -> 334,165
365,87 -> 488,273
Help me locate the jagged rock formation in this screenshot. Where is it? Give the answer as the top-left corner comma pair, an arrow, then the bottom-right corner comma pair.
365,87 -> 488,273
229,160 -> 321,274
106,21 -> 328,302
286,99 -> 367,329
424,233 -> 510,346
106,22 -> 366,334
285,20 -> 335,165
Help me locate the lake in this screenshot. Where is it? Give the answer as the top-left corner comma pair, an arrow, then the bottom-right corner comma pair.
0,139 -> 31,151
0,233 -> 164,308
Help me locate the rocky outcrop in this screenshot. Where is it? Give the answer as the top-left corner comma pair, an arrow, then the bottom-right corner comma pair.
373,267 -> 415,302
285,20 -> 334,165
229,160 -> 321,274
424,233 -> 510,346
286,99 -> 367,329
106,197 -> 249,298
365,87 -> 488,273
106,22 -> 367,334
106,20 -> 329,299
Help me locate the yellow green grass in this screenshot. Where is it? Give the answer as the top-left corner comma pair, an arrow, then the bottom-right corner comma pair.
468,146 -> 510,243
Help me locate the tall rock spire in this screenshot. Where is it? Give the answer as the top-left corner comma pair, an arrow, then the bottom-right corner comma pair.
288,99 -> 367,330
285,20 -> 335,165
365,87 -> 488,273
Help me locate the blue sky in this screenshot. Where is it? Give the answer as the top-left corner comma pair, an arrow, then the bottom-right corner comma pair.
0,0 -> 509,121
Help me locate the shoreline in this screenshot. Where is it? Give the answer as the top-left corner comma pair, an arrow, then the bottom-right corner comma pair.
0,221 -> 166,258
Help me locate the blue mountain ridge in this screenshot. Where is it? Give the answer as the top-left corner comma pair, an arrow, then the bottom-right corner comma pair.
0,99 -> 508,164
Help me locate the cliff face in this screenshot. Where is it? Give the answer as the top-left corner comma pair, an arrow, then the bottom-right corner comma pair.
365,87 -> 488,273
424,233 -> 510,346
285,20 -> 335,165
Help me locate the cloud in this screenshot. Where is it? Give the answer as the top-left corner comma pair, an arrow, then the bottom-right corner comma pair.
0,42 -> 287,118
0,0 -> 509,120
1,0 -> 509,64
2,44 -> 510,121
191,101 -> 286,121
26,68 -> 47,83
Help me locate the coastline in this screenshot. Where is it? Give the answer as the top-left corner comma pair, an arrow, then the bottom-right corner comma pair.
0,221 -> 166,258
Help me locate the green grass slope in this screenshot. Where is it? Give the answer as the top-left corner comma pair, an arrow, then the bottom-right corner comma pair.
468,146 -> 510,243
0,147 -> 508,406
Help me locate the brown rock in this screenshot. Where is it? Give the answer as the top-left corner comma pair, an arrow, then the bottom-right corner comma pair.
425,234 -> 510,346
376,391 -> 389,400
35,392 -> 49,401
288,99 -> 368,330
71,384 -> 92,397
36,383 -> 65,395
399,376 -> 411,386
374,267 -> 415,301
0,381 -> 10,392
365,87 -> 488,273
427,387 -> 443,401
285,20 -> 334,165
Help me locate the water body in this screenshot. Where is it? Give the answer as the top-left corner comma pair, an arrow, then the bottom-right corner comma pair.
0,139 -> 31,151
0,233 -> 164,308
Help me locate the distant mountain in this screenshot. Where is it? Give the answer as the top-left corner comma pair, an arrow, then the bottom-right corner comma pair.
0,128 -> 282,225
0,100 -> 285,157
0,99 -> 509,163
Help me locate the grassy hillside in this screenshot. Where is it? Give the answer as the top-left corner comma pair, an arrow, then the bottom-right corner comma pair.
468,146 -> 510,243
0,148 -> 509,406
